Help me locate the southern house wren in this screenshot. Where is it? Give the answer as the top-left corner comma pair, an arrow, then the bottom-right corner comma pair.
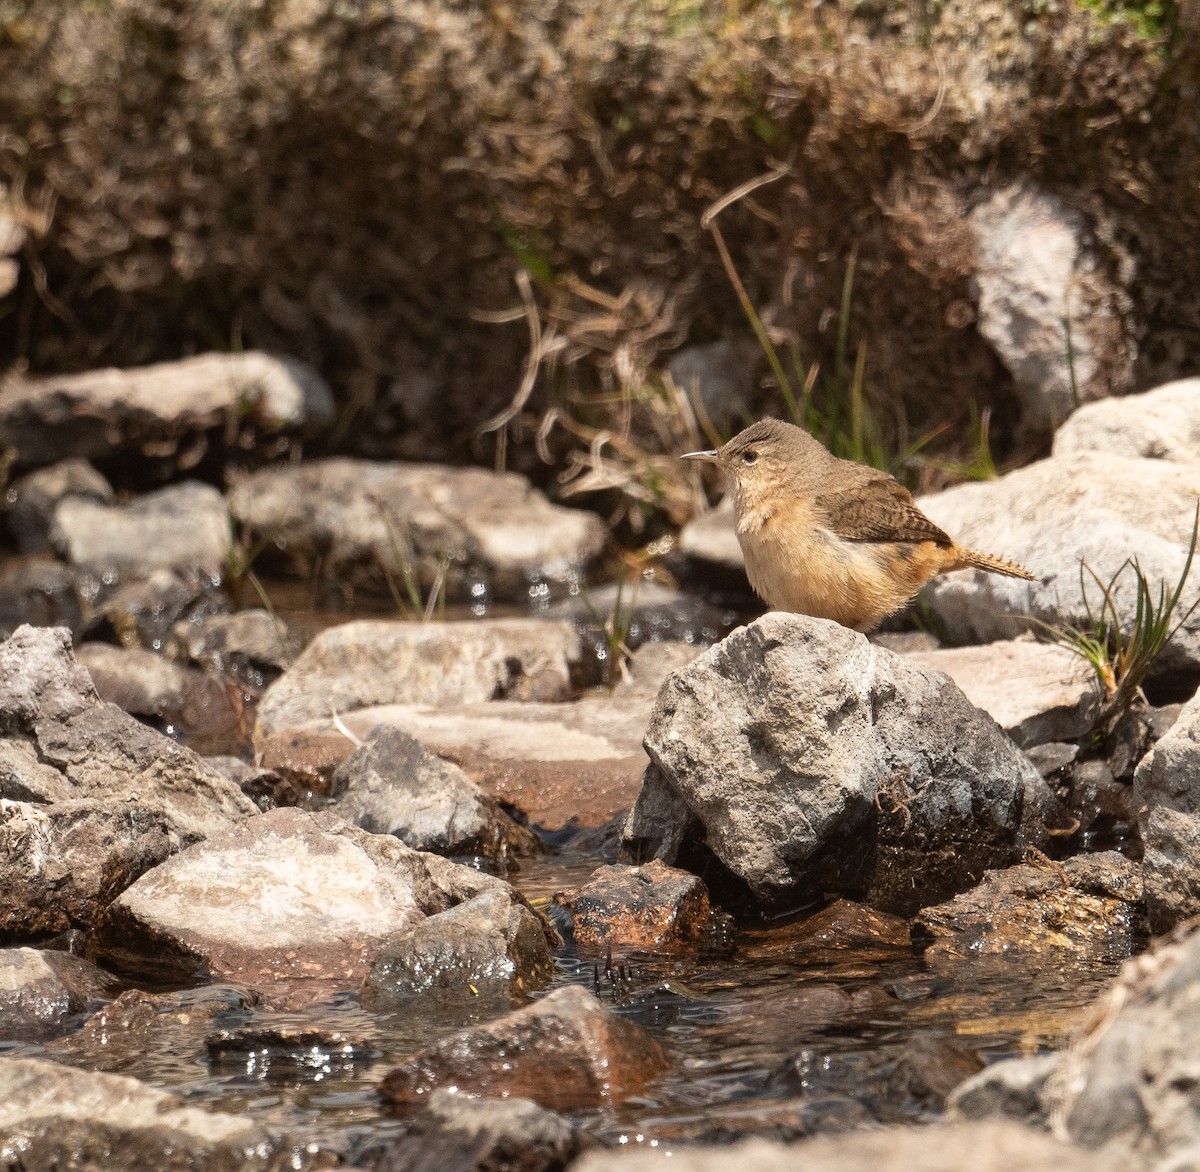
682,418 -> 1034,632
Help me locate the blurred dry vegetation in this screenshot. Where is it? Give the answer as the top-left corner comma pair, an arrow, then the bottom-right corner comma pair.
0,0 -> 1196,535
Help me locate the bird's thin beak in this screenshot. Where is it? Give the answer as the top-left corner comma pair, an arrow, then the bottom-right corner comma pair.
680,449 -> 719,463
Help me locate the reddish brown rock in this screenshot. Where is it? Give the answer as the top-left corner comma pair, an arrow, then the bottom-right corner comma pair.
738,899 -> 914,965
554,860 -> 728,954
378,984 -> 668,1112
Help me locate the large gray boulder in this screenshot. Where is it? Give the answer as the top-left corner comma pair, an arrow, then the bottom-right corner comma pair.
918,453 -> 1200,674
621,613 -> 1061,914
1134,689 -> 1200,933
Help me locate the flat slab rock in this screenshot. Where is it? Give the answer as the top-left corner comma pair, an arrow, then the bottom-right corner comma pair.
905,639 -> 1100,748
378,983 -> 667,1112
0,350 -> 334,468
622,613 -> 1062,915
0,1054 -> 290,1171
94,807 -> 555,1002
227,457 -> 606,603
254,618 -> 582,738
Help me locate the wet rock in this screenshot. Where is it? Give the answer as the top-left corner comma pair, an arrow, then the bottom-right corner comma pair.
570,1120 -> 1118,1171
364,885 -> 557,1003
1070,759 -> 1135,851
673,498 -> 757,607
76,641 -> 212,726
331,725 -> 540,860
47,985 -> 253,1072
0,350 -> 334,470
1026,741 -> 1080,779
255,618 -> 581,738
917,453 -> 1200,675
207,1024 -> 376,1081
227,457 -> 605,604
905,639 -> 1100,749
0,1054 -> 290,1170
86,565 -> 229,653
1054,378 -> 1200,465
553,860 -> 728,955
262,684 -> 653,836
175,608 -> 297,683
622,613 -> 1061,915
51,480 -> 232,574
370,1088 -> 585,1172
95,807 -> 555,999
737,900 -> 913,965
1135,689 -> 1200,932
205,755 -> 299,811
0,798 -> 175,939
916,852 -> 1142,965
969,182 -> 1130,435
949,1053 -> 1060,1128
5,458 -> 113,553
379,983 -> 667,1112
1032,924 -> 1200,1160
0,558 -> 83,639
0,625 -> 255,838
0,947 -> 116,1040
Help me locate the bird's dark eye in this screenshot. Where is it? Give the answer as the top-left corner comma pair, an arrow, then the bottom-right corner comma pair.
742,450 -> 758,465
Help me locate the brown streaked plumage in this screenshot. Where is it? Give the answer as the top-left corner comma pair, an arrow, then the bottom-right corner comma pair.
681,418 -> 1034,632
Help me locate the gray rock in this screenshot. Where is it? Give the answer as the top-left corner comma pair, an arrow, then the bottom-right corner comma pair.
378,984 -> 667,1111
227,457 -> 605,604
0,626 -> 255,935
0,798 -> 175,939
1039,924 -> 1200,1161
95,807 -> 556,1001
0,213 -> 23,298
905,639 -> 1101,748
76,641 -> 202,723
0,350 -> 334,469
364,885 -> 556,1003
621,613 -> 1061,914
917,852 -> 1142,964
255,618 -> 581,738
331,725 -> 540,859
949,1053 -> 1061,1128
5,459 -> 113,553
1054,378 -> 1200,465
51,480 -> 232,574
0,947 -> 116,1040
1134,689 -> 1200,932
569,1120 -> 1120,1172
677,497 -> 745,571
372,1088 -> 584,1172
918,453 -> 1200,675
969,183 -> 1131,435
0,1054 -> 289,1170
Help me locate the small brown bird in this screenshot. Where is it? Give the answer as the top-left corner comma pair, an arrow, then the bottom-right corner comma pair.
681,418 -> 1034,632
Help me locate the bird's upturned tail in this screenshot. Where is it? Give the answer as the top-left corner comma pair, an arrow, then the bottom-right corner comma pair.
955,547 -> 1036,581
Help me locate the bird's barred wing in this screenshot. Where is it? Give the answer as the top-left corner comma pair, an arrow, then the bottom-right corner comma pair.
818,476 -> 953,546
